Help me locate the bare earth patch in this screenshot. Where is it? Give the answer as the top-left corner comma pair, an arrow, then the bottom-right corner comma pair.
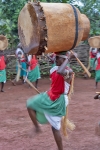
0,77 -> 100,150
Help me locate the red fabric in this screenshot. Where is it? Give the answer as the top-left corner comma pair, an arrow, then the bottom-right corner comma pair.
96,57 -> 100,70
90,52 -> 97,58
20,56 -> 26,62
21,59 -> 26,62
47,71 -> 64,101
30,55 -> 38,70
0,56 -> 6,70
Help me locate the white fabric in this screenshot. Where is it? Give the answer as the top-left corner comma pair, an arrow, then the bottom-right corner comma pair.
44,96 -> 68,130
50,66 -> 58,74
27,55 -> 32,71
45,114 -> 62,130
97,52 -> 100,59
64,82 -> 70,94
56,54 -> 68,59
90,47 -> 97,56
15,48 -> 25,61
44,78 -> 70,130
15,48 -> 23,56
90,47 -> 97,53
46,65 -> 70,130
27,55 -> 32,62
92,48 -> 97,54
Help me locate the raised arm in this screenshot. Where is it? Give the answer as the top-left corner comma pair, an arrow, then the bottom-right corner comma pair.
57,58 -> 69,75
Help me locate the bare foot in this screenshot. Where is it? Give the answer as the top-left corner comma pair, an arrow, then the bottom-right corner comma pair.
1,90 -> 4,92
35,126 -> 41,133
27,127 -> 41,138
12,81 -> 16,86
94,94 -> 99,99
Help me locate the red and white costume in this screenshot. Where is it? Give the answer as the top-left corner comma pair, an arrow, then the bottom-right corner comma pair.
96,52 -> 100,70
90,48 -> 97,59
27,55 -> 38,71
0,56 -> 6,70
45,66 -> 70,130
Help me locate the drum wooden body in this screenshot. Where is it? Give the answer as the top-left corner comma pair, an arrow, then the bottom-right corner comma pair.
81,14 -> 90,41
0,35 -> 8,51
18,2 -> 90,55
88,36 -> 100,48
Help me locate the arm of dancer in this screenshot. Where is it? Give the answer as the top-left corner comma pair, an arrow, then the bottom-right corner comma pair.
57,56 -> 73,76
47,54 -> 56,62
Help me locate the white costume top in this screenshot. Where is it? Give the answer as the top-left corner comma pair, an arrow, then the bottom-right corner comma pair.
44,66 -> 70,130
15,48 -> 25,61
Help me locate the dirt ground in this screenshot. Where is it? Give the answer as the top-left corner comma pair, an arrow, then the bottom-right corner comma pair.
0,77 -> 100,150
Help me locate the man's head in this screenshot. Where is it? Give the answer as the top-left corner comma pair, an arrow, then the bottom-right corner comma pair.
17,51 -> 23,59
55,51 -> 68,66
98,48 -> 100,52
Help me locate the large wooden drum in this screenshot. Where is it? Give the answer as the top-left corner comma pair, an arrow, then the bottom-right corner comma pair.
0,35 -> 8,51
88,36 -> 100,48
81,14 -> 90,41
18,2 -> 90,55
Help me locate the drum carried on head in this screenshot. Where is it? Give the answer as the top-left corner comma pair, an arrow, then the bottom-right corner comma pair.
88,36 -> 100,48
0,35 -> 8,51
18,2 -> 90,55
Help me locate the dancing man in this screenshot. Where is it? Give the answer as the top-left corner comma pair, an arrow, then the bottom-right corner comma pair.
26,51 -> 74,150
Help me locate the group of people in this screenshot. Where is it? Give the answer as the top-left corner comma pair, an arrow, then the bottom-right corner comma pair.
89,47 -> 100,88
0,42 -> 75,150
0,43 -> 41,92
1,43 -> 100,150
27,51 -> 74,150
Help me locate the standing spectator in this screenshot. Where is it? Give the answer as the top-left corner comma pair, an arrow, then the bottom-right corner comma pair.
95,48 -> 100,88
12,43 -> 27,85
27,55 -> 41,88
0,51 -> 8,92
90,47 -> 97,71
0,35 -> 8,92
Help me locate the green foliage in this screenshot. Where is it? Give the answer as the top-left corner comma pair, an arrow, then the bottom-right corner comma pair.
91,71 -> 95,78
0,0 -> 27,48
77,0 -> 100,36
0,0 -> 100,50
71,65 -> 83,73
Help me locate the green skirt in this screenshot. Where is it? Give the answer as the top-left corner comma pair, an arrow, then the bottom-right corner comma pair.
90,58 -> 95,70
16,62 -> 27,77
95,70 -> 100,82
0,69 -> 6,82
28,65 -> 41,82
27,92 -> 66,124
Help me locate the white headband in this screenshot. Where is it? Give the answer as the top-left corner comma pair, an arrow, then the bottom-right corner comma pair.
56,54 -> 68,59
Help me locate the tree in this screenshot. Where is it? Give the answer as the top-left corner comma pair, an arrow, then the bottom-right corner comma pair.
78,0 -> 100,36
0,0 -> 27,48
0,0 -> 100,49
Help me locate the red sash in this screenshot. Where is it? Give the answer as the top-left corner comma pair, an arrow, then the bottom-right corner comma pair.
0,56 -> 6,70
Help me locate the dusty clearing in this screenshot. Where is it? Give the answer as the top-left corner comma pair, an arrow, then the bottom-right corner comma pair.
0,77 -> 100,150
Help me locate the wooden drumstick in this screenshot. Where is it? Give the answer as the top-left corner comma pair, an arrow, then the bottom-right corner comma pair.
18,65 -> 40,94
70,50 -> 91,77
25,78 -> 40,94
96,92 -> 100,94
7,55 -> 15,57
